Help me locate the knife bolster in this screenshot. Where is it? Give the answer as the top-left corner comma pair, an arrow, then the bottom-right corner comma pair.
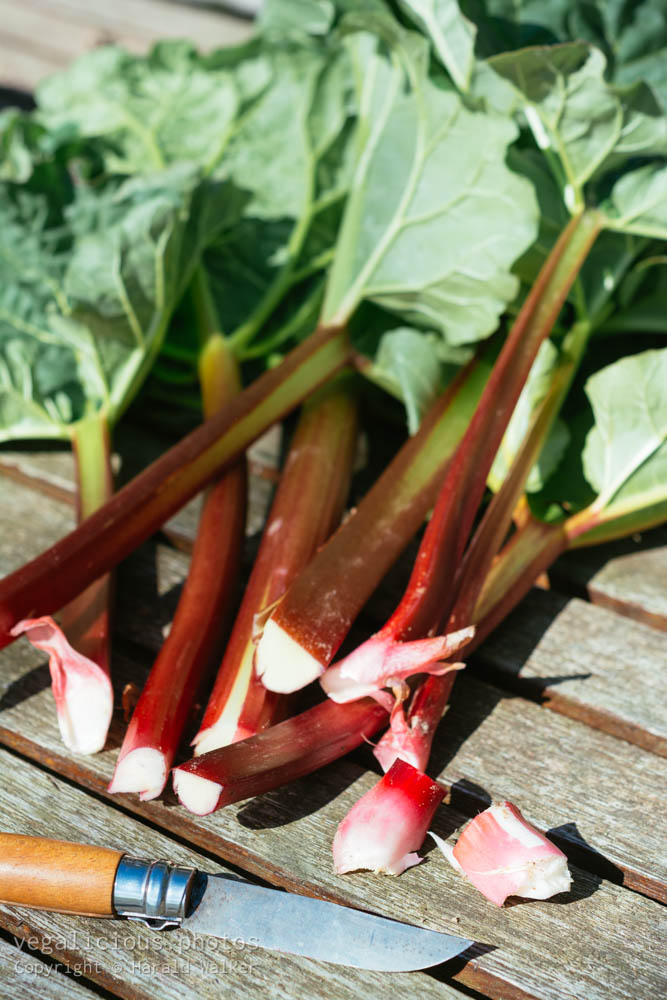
113,857 -> 196,928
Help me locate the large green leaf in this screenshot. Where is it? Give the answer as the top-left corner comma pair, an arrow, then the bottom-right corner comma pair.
487,43 -> 667,209
0,154 -> 235,441
203,43 -> 354,341
321,31 -> 538,343
36,42 -> 243,175
582,349 -> 667,521
397,0 -> 477,91
600,163 -> 667,240
464,0 -> 667,108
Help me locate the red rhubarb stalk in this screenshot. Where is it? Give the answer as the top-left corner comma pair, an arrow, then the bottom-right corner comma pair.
0,324 -> 352,649
193,378 -> 358,754
319,212 -> 602,723
373,320 -> 593,771
258,212 -> 602,697
11,413 -> 114,754
172,697 -> 389,815
109,311 -> 248,798
254,353 -> 492,693
332,760 -> 445,876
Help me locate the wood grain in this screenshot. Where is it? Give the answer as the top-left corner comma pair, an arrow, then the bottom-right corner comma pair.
0,750 -> 466,1000
0,834 -> 121,916
0,933 -> 99,999
0,0 -> 252,91
473,588 -> 667,755
552,526 -> 667,630
0,643 -> 665,998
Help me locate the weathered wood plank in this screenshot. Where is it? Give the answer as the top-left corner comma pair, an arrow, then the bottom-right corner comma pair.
0,723 -> 665,1000
0,422 -> 280,550
0,0 -> 253,91
436,675 -> 666,898
0,933 -> 99,1000
553,527 -> 667,631
0,749 -> 466,1000
1,630 -> 664,902
473,588 -> 667,755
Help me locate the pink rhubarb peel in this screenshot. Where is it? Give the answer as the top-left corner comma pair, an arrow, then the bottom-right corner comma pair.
431,801 -> 571,906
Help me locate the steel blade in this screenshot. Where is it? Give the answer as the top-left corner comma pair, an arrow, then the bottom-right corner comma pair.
184,874 -> 472,971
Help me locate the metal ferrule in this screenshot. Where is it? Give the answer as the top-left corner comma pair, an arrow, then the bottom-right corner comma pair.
113,856 -> 197,929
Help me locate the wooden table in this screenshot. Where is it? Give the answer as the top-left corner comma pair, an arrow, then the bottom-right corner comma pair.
0,4 -> 666,998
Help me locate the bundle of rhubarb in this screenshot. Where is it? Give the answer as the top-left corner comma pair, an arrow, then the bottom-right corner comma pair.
0,0 -> 665,907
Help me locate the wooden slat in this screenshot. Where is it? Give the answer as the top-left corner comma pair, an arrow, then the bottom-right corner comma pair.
1,631 -> 664,902
0,422 -> 280,547
552,527 -> 667,631
0,726 -> 665,1000
436,675 -> 666,898
0,0 -> 253,91
474,588 -> 667,755
0,932 -> 99,999
0,750 -> 466,1000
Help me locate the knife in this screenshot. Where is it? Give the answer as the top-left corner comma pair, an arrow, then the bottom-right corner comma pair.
0,834 -> 472,972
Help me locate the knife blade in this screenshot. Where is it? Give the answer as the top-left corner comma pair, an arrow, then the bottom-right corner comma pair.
0,834 -> 472,972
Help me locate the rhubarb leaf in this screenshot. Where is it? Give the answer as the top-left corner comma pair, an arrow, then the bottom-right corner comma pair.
487,43 -> 667,209
204,43 -> 353,341
372,327 -> 444,433
488,340 -> 570,493
259,0 -> 336,35
322,31 -> 538,344
582,348 -> 667,519
467,0 -> 667,108
0,157 -> 234,441
599,163 -> 667,239
396,0 -> 477,91
36,43 -> 243,176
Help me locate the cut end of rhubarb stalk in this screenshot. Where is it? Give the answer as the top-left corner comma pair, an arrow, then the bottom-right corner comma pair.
432,801 -> 572,906
255,618 -> 324,693
108,748 -> 168,801
321,627 -> 473,704
11,617 -> 112,755
333,759 -> 445,876
172,766 -> 223,816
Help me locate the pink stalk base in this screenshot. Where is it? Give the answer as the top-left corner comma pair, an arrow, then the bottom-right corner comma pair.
333,759 -> 445,876
431,802 -> 571,906
320,627 -> 473,704
10,617 -> 113,755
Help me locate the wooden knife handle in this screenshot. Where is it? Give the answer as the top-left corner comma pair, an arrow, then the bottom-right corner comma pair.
0,834 -> 123,916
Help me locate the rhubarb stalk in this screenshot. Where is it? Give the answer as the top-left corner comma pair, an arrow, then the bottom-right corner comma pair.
318,212 -> 602,726
254,353 -> 492,693
109,270 -> 248,799
192,378 -> 358,754
11,413 -> 114,754
173,697 -> 388,815
0,324 -> 352,649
